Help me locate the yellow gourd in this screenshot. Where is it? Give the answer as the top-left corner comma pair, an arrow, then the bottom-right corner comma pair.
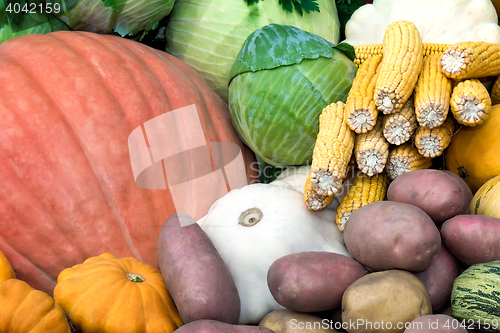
0,249 -> 15,283
53,253 -> 183,333
468,174 -> 500,218
445,104 -> 500,192
0,279 -> 71,333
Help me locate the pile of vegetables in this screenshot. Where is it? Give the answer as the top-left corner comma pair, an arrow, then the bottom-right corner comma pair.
2,0 -> 500,332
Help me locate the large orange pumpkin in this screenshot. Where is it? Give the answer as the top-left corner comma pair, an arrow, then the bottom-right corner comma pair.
0,31 -> 257,294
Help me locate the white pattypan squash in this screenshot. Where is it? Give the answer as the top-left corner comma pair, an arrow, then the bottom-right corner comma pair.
343,0 -> 500,45
197,183 -> 351,324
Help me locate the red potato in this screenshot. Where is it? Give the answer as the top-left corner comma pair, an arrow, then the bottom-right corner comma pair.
413,246 -> 461,312
267,251 -> 368,312
404,314 -> 468,333
441,214 -> 500,266
174,320 -> 274,333
387,169 -> 473,224
157,214 -> 240,324
343,201 -> 441,272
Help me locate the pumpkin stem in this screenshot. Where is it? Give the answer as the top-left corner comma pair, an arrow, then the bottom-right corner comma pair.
127,273 -> 144,283
238,208 -> 263,227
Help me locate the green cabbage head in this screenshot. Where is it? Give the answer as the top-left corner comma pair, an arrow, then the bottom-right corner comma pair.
165,0 -> 341,100
228,24 -> 357,167
58,0 -> 174,38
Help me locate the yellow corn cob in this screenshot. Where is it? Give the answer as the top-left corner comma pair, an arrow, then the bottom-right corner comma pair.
354,44 -> 383,67
354,43 -> 451,67
335,171 -> 388,232
414,116 -> 455,158
346,54 -> 383,134
450,78 -> 492,126
374,20 -> 424,115
414,53 -> 452,129
309,101 -> 355,196
385,143 -> 433,181
382,95 -> 418,145
354,117 -> 389,176
440,41 -> 500,80
304,174 -> 334,211
490,75 -> 500,106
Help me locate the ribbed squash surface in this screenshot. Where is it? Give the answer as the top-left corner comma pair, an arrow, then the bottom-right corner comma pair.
0,31 -> 256,294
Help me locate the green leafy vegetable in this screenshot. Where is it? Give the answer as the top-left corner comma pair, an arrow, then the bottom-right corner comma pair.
57,0 -> 174,38
336,42 -> 355,61
228,24 -> 357,167
166,0 -> 341,101
0,0 -> 70,44
244,0 -> 320,15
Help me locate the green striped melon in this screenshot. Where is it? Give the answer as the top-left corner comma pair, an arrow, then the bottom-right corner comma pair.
451,261 -> 500,331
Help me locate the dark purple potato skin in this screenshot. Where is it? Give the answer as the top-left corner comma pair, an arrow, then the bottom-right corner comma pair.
267,251 -> 367,312
387,169 -> 473,225
344,201 -> 441,272
158,214 -> 240,324
414,245 -> 460,312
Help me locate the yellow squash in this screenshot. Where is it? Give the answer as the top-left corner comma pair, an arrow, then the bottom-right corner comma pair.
468,174 -> 500,218
53,253 -> 183,333
445,104 -> 500,192
0,279 -> 71,333
0,249 -> 16,283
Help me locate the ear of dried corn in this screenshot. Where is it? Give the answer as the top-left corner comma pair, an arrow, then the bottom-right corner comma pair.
386,143 -> 433,180
354,43 -> 384,67
335,171 -> 388,232
304,174 -> 334,211
414,53 -> 452,128
354,43 -> 451,67
354,117 -> 389,176
450,78 -> 492,126
383,96 -> 418,145
346,54 -> 383,134
308,101 -> 355,197
440,41 -> 500,80
374,20 -> 424,115
414,116 -> 455,158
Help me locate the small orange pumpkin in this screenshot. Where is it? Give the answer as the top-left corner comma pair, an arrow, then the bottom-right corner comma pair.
468,174 -> 500,218
53,253 -> 183,333
0,249 -> 15,283
0,278 -> 71,333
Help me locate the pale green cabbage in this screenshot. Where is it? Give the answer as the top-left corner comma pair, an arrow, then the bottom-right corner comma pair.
58,0 -> 174,37
228,24 -> 357,167
165,0 -> 341,100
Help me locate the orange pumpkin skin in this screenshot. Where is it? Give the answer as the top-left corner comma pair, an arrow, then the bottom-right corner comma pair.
445,104 -> 500,192
468,174 -> 500,218
0,279 -> 71,333
53,253 -> 183,333
0,31 -> 257,294
0,250 -> 15,283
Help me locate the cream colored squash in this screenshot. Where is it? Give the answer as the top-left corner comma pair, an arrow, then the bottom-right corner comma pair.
468,174 -> 500,218
197,183 -> 351,324
343,0 -> 500,45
